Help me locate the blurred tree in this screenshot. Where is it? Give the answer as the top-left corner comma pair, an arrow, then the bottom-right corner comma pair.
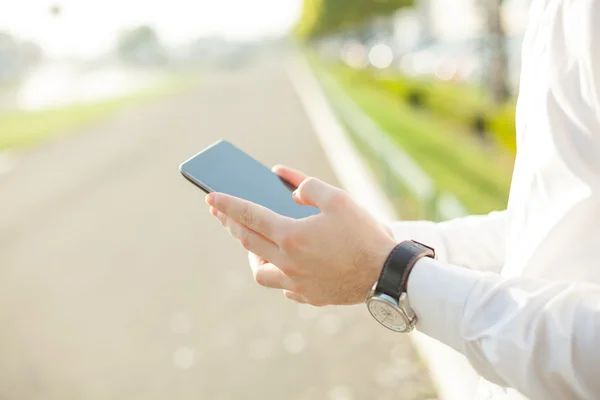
482,0 -> 509,103
296,0 -> 413,39
117,25 -> 167,65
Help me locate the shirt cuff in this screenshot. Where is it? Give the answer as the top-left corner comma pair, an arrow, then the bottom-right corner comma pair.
407,257 -> 483,352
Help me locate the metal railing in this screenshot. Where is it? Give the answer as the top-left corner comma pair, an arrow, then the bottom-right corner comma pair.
315,66 -> 468,222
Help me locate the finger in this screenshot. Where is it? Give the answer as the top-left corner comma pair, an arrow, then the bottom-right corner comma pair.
253,263 -> 294,290
272,165 -> 308,188
283,290 -> 308,304
294,177 -> 347,210
248,252 -> 268,272
249,251 -> 294,290
214,210 -> 285,265
207,193 -> 290,241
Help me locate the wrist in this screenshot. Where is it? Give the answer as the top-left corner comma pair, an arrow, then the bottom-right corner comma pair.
368,240 -> 436,305
361,240 -> 398,300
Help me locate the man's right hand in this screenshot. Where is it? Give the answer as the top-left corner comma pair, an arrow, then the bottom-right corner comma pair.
245,165 -> 312,302
246,164 -> 395,303
270,164 -> 394,239
272,165 -> 395,239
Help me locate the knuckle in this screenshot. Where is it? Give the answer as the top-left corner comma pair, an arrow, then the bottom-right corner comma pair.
280,232 -> 298,252
327,191 -> 349,209
302,176 -> 317,186
297,176 -> 316,194
279,262 -> 299,277
240,204 -> 255,227
280,230 -> 307,253
289,280 -> 305,294
219,213 -> 229,228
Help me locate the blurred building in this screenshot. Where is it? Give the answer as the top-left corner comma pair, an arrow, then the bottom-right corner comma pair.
0,33 -> 20,82
0,32 -> 43,84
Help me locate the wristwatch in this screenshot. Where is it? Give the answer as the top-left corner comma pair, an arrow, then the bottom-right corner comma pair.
365,240 -> 435,332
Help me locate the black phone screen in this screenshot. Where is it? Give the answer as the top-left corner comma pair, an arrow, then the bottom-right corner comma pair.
179,140 -> 319,219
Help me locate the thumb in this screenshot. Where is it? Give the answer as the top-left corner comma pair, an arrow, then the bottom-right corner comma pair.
272,165 -> 307,188
294,177 -> 346,210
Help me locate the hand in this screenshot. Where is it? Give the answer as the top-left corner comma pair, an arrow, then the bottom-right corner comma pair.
273,165 -> 395,239
206,165 -> 397,306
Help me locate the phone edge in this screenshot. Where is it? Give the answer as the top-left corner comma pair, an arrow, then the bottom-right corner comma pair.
180,169 -> 215,194
178,139 -> 225,168
178,139 -> 227,194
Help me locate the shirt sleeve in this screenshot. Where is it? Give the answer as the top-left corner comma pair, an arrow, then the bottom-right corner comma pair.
408,257 -> 600,400
581,0 -> 600,114
387,210 -> 507,273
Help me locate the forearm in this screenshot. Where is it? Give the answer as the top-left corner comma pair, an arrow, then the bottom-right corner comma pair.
407,258 -> 600,400
387,210 -> 507,273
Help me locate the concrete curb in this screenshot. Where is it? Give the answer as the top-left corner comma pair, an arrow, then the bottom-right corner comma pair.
286,53 -> 479,400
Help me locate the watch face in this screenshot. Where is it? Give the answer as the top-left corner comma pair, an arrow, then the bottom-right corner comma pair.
367,298 -> 407,332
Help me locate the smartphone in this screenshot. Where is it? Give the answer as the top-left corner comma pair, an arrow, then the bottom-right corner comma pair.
179,140 -> 319,219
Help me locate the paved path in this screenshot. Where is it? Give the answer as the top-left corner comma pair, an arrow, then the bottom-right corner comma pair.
0,55 -> 435,400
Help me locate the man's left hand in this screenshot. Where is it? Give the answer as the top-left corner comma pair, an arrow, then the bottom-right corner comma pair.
206,177 -> 397,306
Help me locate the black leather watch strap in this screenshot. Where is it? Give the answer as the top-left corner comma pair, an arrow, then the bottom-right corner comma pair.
375,240 -> 435,300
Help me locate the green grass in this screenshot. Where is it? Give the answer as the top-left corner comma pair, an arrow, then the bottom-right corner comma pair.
0,74 -> 197,151
351,66 -> 518,153
310,58 -> 513,215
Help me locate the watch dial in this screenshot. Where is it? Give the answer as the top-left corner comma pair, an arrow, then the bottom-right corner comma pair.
367,299 -> 407,332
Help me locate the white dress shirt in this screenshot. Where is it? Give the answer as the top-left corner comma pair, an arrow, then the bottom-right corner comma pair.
388,1 -> 600,399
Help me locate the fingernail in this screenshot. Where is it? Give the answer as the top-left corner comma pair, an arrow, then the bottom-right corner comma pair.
292,190 -> 298,198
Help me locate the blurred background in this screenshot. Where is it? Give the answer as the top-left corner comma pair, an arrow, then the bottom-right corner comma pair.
0,0 -> 526,399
